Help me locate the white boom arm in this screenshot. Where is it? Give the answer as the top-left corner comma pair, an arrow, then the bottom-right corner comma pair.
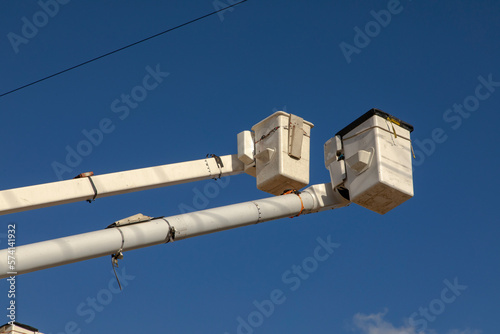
0,154 -> 243,216
0,109 -> 415,279
0,183 -> 349,279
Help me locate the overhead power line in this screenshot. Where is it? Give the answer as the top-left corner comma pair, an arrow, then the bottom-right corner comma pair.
0,0 -> 248,98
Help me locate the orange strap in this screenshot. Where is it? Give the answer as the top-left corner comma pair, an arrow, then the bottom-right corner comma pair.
281,189 -> 304,218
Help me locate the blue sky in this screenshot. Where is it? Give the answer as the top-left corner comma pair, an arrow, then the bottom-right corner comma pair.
1,1 -> 499,333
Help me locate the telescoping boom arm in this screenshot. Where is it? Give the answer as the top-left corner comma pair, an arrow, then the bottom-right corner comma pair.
0,183 -> 348,279
0,154 -> 244,216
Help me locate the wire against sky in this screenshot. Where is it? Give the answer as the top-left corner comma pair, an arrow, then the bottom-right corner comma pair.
0,0 -> 248,99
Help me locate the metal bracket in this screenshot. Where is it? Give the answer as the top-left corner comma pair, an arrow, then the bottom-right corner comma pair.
74,172 -> 98,203
106,213 -> 154,229
206,154 -> 224,180
288,114 -> 304,159
111,227 -> 125,290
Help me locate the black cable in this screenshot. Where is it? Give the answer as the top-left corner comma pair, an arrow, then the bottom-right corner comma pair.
0,0 -> 248,98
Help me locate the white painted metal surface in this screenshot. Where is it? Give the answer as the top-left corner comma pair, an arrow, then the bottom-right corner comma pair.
324,135 -> 346,188
0,183 -> 349,279
237,130 -> 255,165
328,109 -> 414,214
0,154 -> 244,216
251,111 -> 313,195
